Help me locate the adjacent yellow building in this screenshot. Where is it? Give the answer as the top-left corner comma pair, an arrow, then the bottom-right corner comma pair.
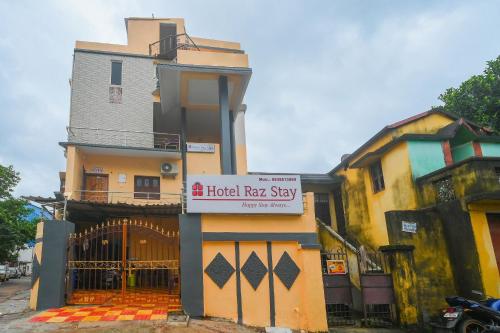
318,109 -> 500,321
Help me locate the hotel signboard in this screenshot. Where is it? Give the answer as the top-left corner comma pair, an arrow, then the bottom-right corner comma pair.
186,175 -> 303,214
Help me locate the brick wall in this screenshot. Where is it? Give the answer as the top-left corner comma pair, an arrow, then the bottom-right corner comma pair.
69,51 -> 156,148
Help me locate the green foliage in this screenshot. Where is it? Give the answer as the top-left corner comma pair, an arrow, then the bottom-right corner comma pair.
0,164 -> 36,263
439,55 -> 500,132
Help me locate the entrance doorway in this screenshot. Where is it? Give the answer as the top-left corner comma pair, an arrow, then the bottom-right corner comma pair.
487,214 -> 500,270
83,174 -> 109,203
66,219 -> 179,306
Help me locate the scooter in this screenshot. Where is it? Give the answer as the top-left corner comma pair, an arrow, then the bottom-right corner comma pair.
431,291 -> 500,333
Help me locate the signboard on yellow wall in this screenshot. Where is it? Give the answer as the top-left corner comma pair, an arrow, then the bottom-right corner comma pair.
186,175 -> 303,214
326,259 -> 347,275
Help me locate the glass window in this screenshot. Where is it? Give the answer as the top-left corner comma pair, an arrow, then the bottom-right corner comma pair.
111,61 -> 122,85
369,160 -> 385,193
134,176 -> 160,200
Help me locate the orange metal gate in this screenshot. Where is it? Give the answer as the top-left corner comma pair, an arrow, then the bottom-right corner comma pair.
65,219 -> 179,305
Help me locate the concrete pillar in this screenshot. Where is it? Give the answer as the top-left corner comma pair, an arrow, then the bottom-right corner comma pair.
229,110 -> 237,174
218,76 -> 232,174
380,245 -> 420,328
30,220 -> 74,310
179,214 -> 204,317
181,107 -> 187,188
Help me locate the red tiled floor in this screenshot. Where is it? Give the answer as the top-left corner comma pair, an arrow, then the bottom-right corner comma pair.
30,302 -> 174,323
65,316 -> 86,322
133,314 -> 151,320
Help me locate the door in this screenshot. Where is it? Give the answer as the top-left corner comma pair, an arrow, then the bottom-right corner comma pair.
314,193 -> 331,225
84,174 -> 109,203
159,23 -> 177,60
487,214 -> 500,270
332,187 -> 347,236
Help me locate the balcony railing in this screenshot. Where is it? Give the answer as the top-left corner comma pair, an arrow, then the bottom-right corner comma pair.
149,33 -> 200,60
71,190 -> 182,206
67,127 -> 180,151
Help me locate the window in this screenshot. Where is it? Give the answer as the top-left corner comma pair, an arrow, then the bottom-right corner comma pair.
369,160 -> 385,193
434,177 -> 456,203
111,61 -> 122,85
134,176 -> 160,200
314,193 -> 331,225
495,167 -> 500,184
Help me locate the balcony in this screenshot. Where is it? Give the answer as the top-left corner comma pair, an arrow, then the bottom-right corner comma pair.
66,127 -> 180,157
416,157 -> 500,206
149,33 -> 199,60
71,190 -> 182,206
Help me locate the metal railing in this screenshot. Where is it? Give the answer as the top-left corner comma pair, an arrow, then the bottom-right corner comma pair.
71,190 -> 182,206
149,33 -> 200,59
67,126 -> 180,151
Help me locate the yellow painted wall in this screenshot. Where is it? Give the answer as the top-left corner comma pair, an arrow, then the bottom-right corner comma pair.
127,18 -> 186,55
392,113 -> 455,139
75,17 -> 249,69
364,142 -> 417,246
333,113 -> 454,249
64,146 -> 84,200
339,142 -> 417,248
202,193 -> 316,234
64,141 -> 245,204
202,241 -> 327,331
468,207 -> 500,297
187,144 -> 221,175
272,242 -> 302,329
200,193 -> 327,331
203,241 -> 238,320
190,36 -> 241,50
239,242 -> 271,326
63,147 -> 182,204
177,50 -> 249,68
348,113 -> 454,167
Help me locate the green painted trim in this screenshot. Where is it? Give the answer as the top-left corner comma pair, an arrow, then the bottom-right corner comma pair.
481,142 -> 500,157
451,142 -> 474,162
416,157 -> 500,182
407,141 -> 446,178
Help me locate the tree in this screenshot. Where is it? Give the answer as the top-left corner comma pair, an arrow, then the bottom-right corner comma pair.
439,55 -> 500,132
0,164 -> 36,263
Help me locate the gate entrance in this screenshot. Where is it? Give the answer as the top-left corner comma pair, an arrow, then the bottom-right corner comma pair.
66,219 -> 179,306
321,244 -> 396,327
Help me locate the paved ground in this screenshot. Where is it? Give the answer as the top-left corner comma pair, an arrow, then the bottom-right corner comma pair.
0,276 -> 33,330
0,278 -> 261,332
0,278 -> 409,332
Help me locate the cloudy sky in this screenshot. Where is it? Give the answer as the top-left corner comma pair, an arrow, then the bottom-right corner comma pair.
1,0 -> 500,197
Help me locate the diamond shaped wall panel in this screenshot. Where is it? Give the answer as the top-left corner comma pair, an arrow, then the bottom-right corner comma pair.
274,251 -> 300,290
241,251 -> 268,290
204,252 -> 235,289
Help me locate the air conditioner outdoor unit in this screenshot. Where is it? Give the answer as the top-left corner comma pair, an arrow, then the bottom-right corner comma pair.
160,162 -> 178,177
